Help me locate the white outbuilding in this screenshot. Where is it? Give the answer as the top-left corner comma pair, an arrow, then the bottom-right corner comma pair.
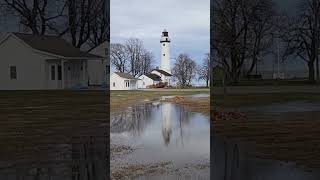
110,72 -> 139,90
0,32 -> 103,90
138,74 -> 161,89
151,69 -> 172,86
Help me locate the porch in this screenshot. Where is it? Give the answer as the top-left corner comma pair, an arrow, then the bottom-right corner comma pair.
46,59 -> 88,89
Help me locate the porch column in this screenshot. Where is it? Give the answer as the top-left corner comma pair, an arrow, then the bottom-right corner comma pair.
61,60 -> 65,89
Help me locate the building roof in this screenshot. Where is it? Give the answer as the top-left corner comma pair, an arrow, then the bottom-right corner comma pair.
114,72 -> 138,80
11,33 -> 102,59
152,69 -> 172,76
145,74 -> 161,81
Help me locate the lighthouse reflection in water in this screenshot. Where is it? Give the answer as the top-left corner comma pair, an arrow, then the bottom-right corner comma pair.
161,103 -> 172,146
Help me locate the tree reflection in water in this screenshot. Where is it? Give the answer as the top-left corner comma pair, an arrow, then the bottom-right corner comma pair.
110,103 -> 153,136
211,134 -> 320,180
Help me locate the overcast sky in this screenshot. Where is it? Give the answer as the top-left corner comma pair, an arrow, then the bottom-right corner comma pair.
111,0 -> 210,68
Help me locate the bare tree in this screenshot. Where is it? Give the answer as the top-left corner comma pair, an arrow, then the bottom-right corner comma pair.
212,0 -> 275,83
246,0 -> 274,75
283,0 -> 320,82
198,53 -> 210,87
125,38 -> 143,77
173,54 -> 197,87
140,49 -> 154,75
110,43 -> 128,73
212,0 -> 251,84
88,0 -> 108,49
125,38 -> 146,77
0,0 -> 67,35
66,0 -> 98,48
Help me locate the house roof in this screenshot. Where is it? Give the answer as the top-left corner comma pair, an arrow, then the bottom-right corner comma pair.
114,72 -> 138,80
89,40 -> 108,52
146,74 -> 161,81
11,33 -> 102,59
152,69 -> 172,76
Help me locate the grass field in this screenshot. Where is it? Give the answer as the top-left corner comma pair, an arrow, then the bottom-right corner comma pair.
0,90 -> 108,161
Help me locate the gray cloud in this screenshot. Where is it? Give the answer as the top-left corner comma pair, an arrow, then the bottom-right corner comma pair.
111,0 -> 210,66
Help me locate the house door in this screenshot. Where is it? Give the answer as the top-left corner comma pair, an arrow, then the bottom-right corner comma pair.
65,64 -> 71,88
130,80 -> 136,89
48,63 -> 63,89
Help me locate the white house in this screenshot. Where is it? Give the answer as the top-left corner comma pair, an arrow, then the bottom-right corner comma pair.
138,74 -> 161,88
88,41 -> 109,87
151,69 -> 172,86
110,72 -> 139,90
0,32 -> 103,90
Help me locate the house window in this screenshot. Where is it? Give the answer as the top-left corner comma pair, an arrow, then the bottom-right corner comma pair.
80,66 -> 83,71
125,81 -> 130,87
163,44 -> 165,46
163,54 -> 165,56
10,66 -> 17,80
113,82 -> 115,87
58,65 -> 62,80
51,65 -> 55,80
143,82 -> 145,85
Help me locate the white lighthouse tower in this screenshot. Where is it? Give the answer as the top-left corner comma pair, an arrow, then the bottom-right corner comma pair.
160,29 -> 171,74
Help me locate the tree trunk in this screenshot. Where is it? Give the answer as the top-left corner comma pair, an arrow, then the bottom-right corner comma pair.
316,55 -> 319,82
247,57 -> 257,76
308,61 -> 315,82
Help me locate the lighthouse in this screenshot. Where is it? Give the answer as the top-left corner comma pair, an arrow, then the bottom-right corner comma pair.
147,29 -> 173,87
160,29 -> 171,74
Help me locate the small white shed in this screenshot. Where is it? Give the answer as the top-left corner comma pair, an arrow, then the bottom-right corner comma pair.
138,74 -> 161,88
151,69 -> 172,86
110,72 -> 139,90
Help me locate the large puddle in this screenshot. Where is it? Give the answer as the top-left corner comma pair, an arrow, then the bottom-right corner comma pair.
110,100 -> 210,179
211,134 -> 320,180
212,100 -> 320,180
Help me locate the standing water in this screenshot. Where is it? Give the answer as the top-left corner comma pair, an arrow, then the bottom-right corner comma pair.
111,100 -> 210,179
